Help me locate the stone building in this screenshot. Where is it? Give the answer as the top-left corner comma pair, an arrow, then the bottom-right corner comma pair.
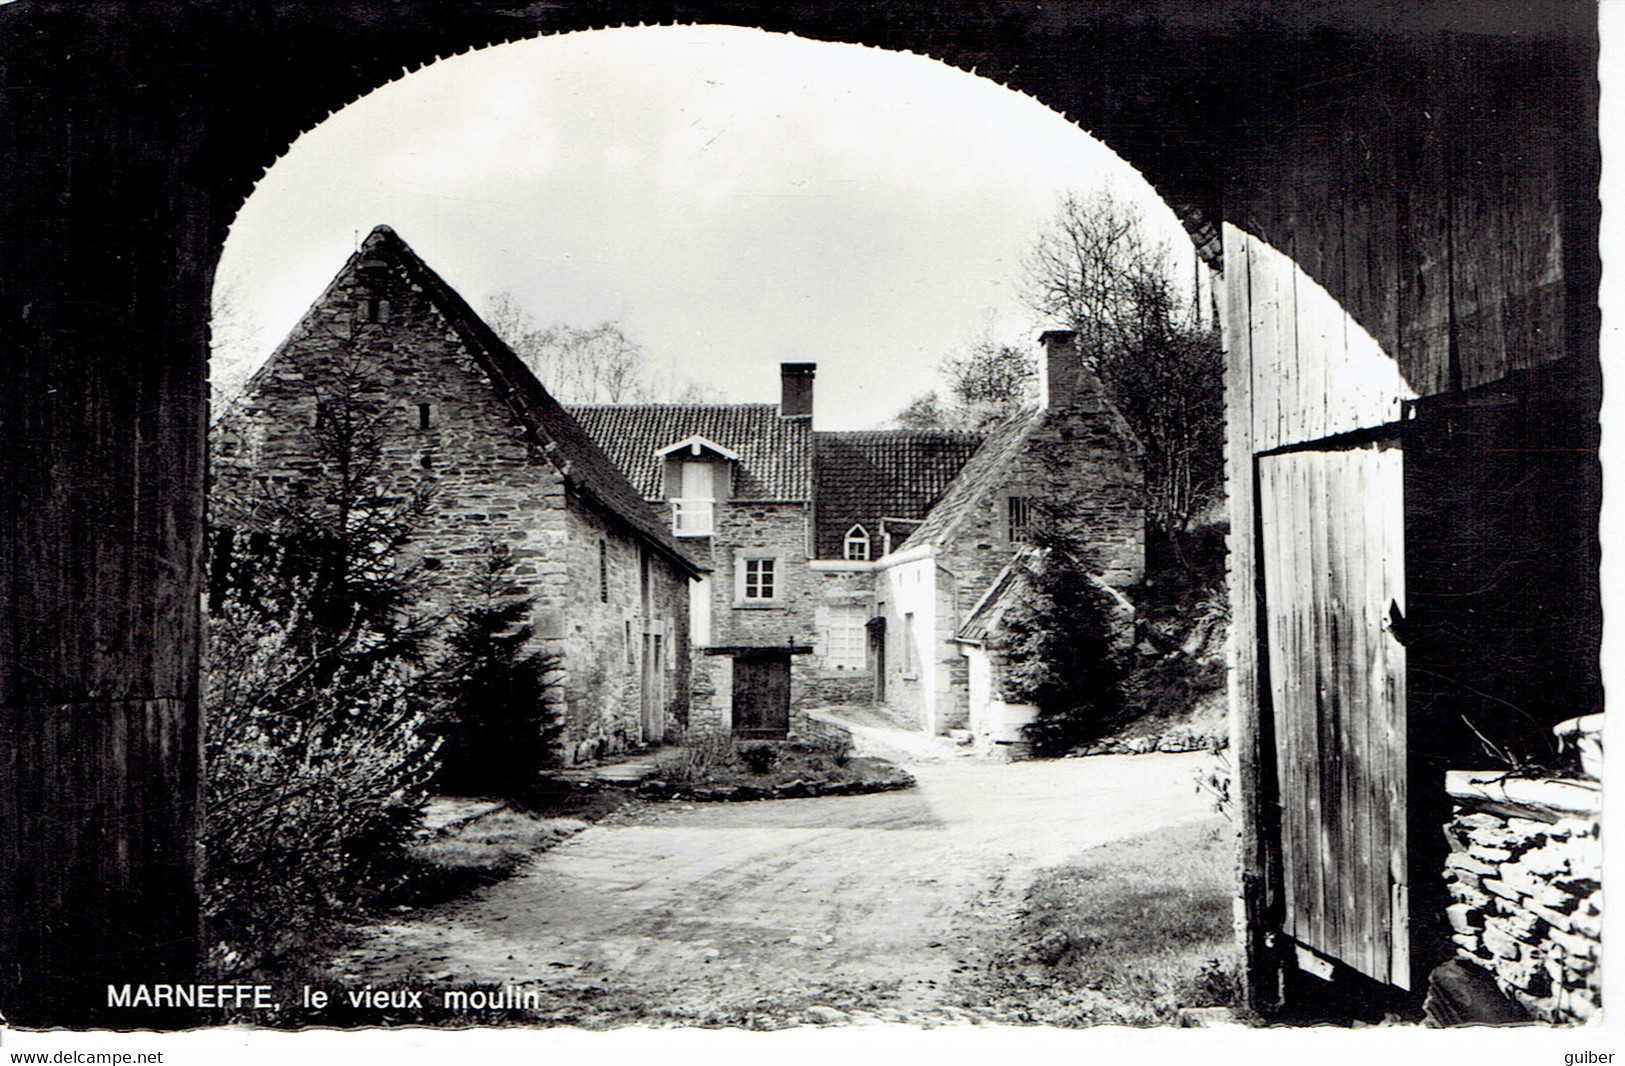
575,330 -> 1142,738
570,367 -> 818,737
211,225 -> 704,763
820,331 -> 1143,735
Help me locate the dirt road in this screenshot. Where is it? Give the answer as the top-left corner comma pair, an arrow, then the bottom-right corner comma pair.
338,750 -> 1217,1026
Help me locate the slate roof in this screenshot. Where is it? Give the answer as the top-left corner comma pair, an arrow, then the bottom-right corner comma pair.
567,404 -> 813,501
812,430 -> 984,559
955,548 -> 1041,644
361,226 -> 704,577
894,408 -> 1048,552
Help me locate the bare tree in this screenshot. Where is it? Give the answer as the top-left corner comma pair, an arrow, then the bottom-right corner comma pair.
1023,189 -> 1224,544
889,321 -> 1037,431
941,337 -> 1038,429
486,292 -> 718,404
1023,189 -> 1169,361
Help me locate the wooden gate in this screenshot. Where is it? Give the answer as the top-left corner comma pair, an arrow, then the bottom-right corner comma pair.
1259,441 -> 1409,989
732,652 -> 790,738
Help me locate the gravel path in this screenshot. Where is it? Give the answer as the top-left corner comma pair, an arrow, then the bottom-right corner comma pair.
337,750 -> 1217,1027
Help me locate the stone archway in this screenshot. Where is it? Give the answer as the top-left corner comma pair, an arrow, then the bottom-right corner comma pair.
0,0 -> 1598,1025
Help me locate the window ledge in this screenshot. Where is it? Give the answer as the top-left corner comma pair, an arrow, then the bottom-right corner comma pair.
731,601 -> 784,610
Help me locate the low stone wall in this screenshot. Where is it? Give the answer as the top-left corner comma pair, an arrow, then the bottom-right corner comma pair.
801,673 -> 873,708
790,708 -> 855,748
1441,771 -> 1601,1024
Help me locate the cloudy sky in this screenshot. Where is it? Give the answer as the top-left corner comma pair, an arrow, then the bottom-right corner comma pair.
212,24 -> 1199,430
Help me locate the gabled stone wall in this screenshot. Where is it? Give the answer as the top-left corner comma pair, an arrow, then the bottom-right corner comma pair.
212,243 -> 691,760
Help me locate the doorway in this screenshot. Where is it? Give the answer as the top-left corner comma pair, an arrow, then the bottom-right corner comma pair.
731,652 -> 791,738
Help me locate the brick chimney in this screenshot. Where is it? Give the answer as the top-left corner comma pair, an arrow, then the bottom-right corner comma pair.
1039,330 -> 1103,413
780,362 -> 816,419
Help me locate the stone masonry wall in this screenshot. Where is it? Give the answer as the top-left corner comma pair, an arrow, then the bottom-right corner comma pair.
789,708 -> 854,747
809,566 -> 875,706
691,500 -> 822,724
707,502 -> 816,651
212,247 -> 684,762
559,503 -> 691,759
1442,782 -> 1602,1023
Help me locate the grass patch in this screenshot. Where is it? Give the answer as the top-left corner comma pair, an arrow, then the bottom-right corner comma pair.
645,734 -> 910,797
970,816 -> 1239,1026
370,781 -> 630,910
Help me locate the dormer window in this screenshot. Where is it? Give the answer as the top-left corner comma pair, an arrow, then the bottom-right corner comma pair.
656,435 -> 738,538
844,524 -> 871,561
674,460 -> 715,536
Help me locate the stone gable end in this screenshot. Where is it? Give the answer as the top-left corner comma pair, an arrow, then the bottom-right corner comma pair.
211,232 -> 692,757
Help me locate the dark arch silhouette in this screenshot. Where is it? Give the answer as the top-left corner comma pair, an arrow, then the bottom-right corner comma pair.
0,0 -> 1598,1026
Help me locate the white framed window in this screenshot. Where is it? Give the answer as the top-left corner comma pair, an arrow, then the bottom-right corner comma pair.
674,459 -> 715,536
734,556 -> 779,605
844,524 -> 871,561
1007,494 -> 1036,544
824,604 -> 867,670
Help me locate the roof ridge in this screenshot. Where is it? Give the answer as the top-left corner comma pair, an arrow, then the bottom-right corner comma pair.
361,226 -> 704,576
566,401 -> 777,410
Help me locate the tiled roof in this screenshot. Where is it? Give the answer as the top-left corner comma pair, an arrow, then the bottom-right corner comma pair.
364,226 -> 705,577
567,404 -> 813,501
812,430 -> 983,559
894,408 -> 1047,552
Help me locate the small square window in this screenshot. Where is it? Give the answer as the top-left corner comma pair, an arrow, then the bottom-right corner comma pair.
1007,495 -> 1035,544
735,556 -> 780,606
744,557 -> 775,600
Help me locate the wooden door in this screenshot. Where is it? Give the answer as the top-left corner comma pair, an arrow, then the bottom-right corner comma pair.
1259,442 -> 1409,989
640,633 -> 663,743
732,653 -> 790,738
868,619 -> 886,703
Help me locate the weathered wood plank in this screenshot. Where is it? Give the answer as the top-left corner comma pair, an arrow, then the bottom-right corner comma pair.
1381,443 -> 1410,989
1250,238 -> 1285,452
1336,452 -> 1368,980
1349,450 -> 1381,982
1313,448 -> 1339,955
1274,453 -> 1305,944
1221,221 -> 1279,1012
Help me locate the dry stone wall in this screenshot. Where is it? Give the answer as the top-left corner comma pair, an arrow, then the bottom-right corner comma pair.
1442,776 -> 1601,1024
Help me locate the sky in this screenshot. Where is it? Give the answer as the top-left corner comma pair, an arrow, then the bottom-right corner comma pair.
212,23 -> 1200,431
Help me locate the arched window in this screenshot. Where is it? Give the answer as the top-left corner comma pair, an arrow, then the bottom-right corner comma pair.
844,524 -> 871,561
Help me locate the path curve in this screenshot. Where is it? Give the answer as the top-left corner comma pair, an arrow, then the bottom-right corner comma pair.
340,750 -> 1216,1026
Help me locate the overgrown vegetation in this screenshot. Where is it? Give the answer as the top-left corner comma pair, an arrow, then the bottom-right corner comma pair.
646,733 -> 901,797
204,363 -> 566,977
205,366 -> 441,976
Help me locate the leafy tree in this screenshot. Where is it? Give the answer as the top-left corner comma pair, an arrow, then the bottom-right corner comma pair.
891,391 -> 952,430
429,543 -> 564,798
992,496 -> 1131,756
1023,189 -> 1225,545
